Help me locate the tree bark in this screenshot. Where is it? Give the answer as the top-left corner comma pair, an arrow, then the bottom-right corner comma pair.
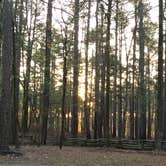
84,0 -> 91,139
0,0 -> 13,152
60,27 -> 68,149
139,1 -> 146,140
104,0 -> 112,139
131,5 -> 137,140
118,20 -> 122,139
71,0 -> 80,138
40,0 -> 53,144
156,0 -> 164,148
113,0 -> 119,138
22,1 -> 37,134
12,0 -> 23,145
147,49 -> 151,139
94,0 -> 100,139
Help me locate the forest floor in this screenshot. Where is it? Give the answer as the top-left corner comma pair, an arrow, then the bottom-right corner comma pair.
0,146 -> 166,166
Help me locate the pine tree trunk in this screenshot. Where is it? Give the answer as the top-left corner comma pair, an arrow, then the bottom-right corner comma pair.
22,1 -> 37,134
94,0 -> 100,139
163,0 -> 166,140
12,0 -> 23,145
72,0 -> 80,138
40,0 -> 53,144
139,1 -> 146,140
131,5 -> 137,140
104,0 -> 112,139
97,6 -> 104,139
84,0 -> 91,139
118,21 -> 122,139
156,0 -> 164,148
113,0 -> 119,138
147,49 -> 151,139
60,27 -> 68,149
123,35 -> 129,138
0,0 -> 13,152
0,1 -> 3,63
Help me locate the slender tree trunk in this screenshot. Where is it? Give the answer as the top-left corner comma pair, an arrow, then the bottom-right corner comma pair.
40,0 -> 53,144
30,60 -> 37,131
131,6 -> 137,140
156,0 -> 164,148
94,0 -> 100,139
72,0 -> 80,138
135,79 -> 139,139
113,0 -> 119,138
104,0 -> 112,139
60,27 -> 68,149
97,6 -> 104,139
89,51 -> 94,134
118,21 -> 122,139
22,1 -> 37,134
139,1 -> 146,140
123,33 -> 130,138
84,0 -> 91,139
147,49 -> 151,139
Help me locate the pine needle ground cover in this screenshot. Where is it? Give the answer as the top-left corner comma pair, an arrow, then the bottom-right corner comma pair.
0,146 -> 166,166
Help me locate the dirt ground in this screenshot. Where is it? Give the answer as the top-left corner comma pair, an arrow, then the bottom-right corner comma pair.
0,146 -> 166,166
